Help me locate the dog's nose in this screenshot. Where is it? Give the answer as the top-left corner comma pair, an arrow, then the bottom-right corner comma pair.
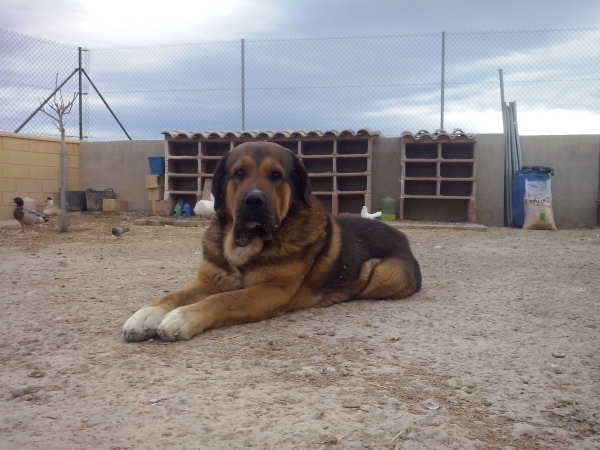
243,192 -> 266,208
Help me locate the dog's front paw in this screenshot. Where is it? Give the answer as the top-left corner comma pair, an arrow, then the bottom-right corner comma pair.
156,308 -> 198,341
122,306 -> 168,342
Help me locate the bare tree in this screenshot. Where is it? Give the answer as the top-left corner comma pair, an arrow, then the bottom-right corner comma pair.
40,75 -> 78,233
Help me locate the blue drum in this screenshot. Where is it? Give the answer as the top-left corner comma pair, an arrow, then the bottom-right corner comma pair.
512,166 -> 554,228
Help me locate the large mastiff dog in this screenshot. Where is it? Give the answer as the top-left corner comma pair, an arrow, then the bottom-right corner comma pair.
123,142 -> 421,341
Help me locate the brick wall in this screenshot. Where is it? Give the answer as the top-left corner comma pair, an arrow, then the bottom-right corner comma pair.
0,132 -> 80,220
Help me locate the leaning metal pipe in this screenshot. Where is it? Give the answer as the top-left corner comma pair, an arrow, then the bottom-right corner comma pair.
512,102 -> 523,170
507,105 -> 514,226
504,102 -> 512,227
500,69 -> 512,227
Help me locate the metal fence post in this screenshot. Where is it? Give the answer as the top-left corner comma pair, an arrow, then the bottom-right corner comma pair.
440,31 -> 446,131
499,69 -> 505,110
241,38 -> 246,131
78,47 -> 83,140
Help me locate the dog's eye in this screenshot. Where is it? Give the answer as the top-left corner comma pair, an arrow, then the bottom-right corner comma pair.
234,169 -> 245,180
269,171 -> 282,182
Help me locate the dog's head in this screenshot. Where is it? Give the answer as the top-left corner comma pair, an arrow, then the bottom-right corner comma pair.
212,142 -> 312,247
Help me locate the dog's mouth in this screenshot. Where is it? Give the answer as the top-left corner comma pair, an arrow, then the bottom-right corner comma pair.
234,220 -> 277,247
233,191 -> 281,247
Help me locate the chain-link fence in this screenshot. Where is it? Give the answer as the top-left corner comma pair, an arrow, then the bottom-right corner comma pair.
1,27 -> 599,140
0,29 -> 90,139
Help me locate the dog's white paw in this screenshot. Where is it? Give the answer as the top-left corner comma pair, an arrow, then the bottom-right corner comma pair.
122,306 -> 168,342
156,309 -> 195,341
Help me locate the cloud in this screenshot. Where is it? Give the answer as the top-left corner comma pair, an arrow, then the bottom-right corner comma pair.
0,0 -> 283,46
517,109 -> 600,135
1,2 -> 599,138
2,0 -> 600,47
0,0 -> 86,43
276,0 -> 600,38
80,0 -> 283,46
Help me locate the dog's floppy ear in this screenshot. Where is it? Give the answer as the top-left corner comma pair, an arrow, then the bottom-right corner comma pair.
291,154 -> 312,207
211,153 -> 229,211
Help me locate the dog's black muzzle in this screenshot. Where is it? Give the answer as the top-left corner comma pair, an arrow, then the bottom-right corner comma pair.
234,191 -> 277,247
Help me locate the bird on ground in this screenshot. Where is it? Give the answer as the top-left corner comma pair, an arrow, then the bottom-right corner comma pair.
43,197 -> 61,216
11,197 -> 49,233
361,206 -> 382,220
193,194 -> 215,218
112,227 -> 129,238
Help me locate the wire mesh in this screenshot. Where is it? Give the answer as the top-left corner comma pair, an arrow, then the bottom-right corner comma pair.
444,28 -> 600,135
0,29 -> 89,139
244,34 -> 442,133
1,28 -> 598,139
86,41 -> 241,140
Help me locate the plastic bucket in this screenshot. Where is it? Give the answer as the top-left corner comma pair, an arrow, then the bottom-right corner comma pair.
512,166 -> 554,228
85,188 -> 115,211
148,157 -> 166,175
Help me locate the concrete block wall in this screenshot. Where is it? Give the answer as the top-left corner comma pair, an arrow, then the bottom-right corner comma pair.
79,134 -> 600,228
520,135 -> 600,228
0,132 -> 80,220
473,134 -> 600,228
79,140 -> 165,212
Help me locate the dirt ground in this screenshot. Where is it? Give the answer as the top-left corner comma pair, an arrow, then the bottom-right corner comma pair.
0,212 -> 598,450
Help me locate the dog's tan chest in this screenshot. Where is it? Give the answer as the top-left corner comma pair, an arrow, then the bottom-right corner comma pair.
223,230 -> 264,267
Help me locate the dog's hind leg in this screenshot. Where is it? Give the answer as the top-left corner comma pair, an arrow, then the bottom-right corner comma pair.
355,258 -> 420,300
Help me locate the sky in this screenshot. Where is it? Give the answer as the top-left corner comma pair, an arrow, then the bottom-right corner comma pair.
2,0 -> 600,47
1,0 -> 600,139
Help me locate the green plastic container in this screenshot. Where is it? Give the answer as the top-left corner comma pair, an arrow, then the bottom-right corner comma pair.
173,203 -> 183,217
381,196 -> 397,221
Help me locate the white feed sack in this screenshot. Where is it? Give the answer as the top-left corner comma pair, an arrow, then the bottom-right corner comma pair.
523,179 -> 557,230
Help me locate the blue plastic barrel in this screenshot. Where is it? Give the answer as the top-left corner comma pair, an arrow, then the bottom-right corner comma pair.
512,166 -> 554,228
182,203 -> 192,217
148,157 -> 165,175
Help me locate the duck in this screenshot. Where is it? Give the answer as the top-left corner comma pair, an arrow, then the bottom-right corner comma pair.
11,197 -> 49,233
43,197 -> 61,216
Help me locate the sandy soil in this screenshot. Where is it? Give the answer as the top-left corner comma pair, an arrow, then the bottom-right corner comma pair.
0,212 -> 599,450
